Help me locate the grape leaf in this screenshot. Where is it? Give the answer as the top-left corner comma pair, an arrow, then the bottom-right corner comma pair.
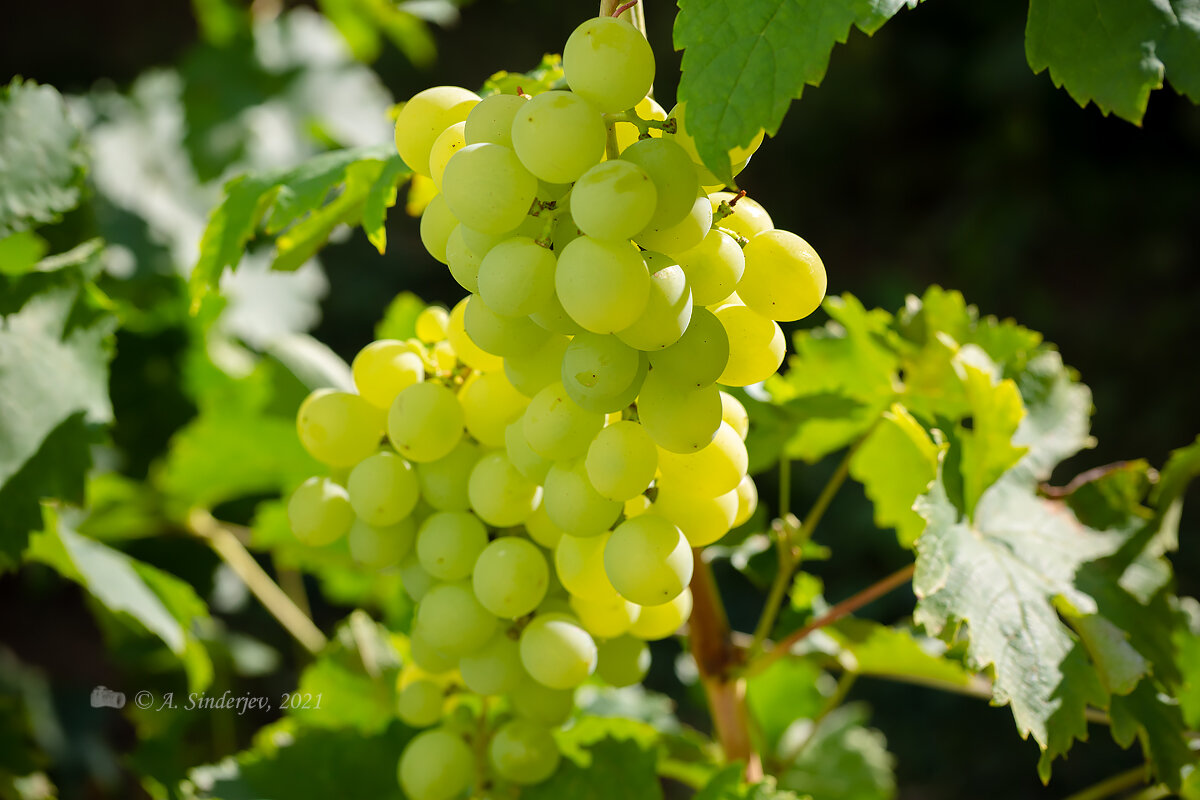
185,718 -> 412,800
777,704 -> 896,800
848,404 -> 943,548
697,764 -> 801,800
0,79 -> 88,237
0,280 -> 116,569
524,721 -> 663,800
1025,0 -> 1200,124
1109,679 -> 1195,791
674,0 -> 915,184
956,361 -> 1027,518
26,509 -> 213,691
190,145 -> 409,310
823,619 -> 975,689
746,658 -> 827,751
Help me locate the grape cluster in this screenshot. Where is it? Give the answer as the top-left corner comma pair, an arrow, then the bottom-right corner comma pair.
287,13 -> 828,800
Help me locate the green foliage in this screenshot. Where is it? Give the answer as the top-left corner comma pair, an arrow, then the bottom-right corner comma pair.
1025,0 -> 1200,122
0,80 -> 88,237
525,717 -> 665,800
696,764 -> 801,800
777,704 -> 895,800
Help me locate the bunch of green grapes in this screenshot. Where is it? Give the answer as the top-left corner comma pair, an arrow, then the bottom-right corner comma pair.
284,10 -> 828,800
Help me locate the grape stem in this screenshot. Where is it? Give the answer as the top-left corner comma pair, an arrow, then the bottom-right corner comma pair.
187,509 -> 328,654
612,0 -> 639,17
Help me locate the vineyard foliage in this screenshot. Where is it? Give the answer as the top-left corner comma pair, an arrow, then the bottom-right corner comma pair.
0,1 -> 1198,798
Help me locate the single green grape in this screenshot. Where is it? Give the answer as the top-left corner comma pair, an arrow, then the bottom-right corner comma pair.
542,459 -> 622,538
677,228 -> 745,306
399,550 -> 437,602
554,532 -> 618,601
396,727 -> 474,800
397,679 -> 444,728
620,136 -> 699,229
387,382 -> 465,463
416,438 -> 482,512
720,391 -> 749,440
508,675 -> 574,726
629,588 -> 693,641
296,389 -> 384,468
394,85 -> 479,178
562,16 -> 655,113
519,613 -> 597,690
615,254 -> 692,351
584,420 -> 657,502
472,537 -> 549,619
419,194 -> 458,264
445,225 -> 481,293
477,236 -> 557,317
650,479 -> 738,547
464,92 -> 527,148
467,451 -> 541,527
429,121 -> 466,191
447,296 -> 503,372
656,421 -> 747,497
561,332 -> 643,412
416,511 -> 488,581
415,306 -> 450,343
463,293 -> 549,357
459,631 -> 523,695
348,516 -> 416,568
738,229 -> 828,322
287,476 -> 355,546
521,382 -> 604,462
647,306 -> 729,389
416,580 -> 497,657
352,340 -> 425,409
348,451 -> 419,527
636,369 -> 721,453
556,237 -> 650,334
569,592 -> 641,639
510,90 -> 606,183
604,515 -> 693,605
635,190 -> 711,258
713,299 -> 785,386
596,635 -> 651,687
570,160 -> 657,242
441,142 -> 538,235
488,718 -> 562,785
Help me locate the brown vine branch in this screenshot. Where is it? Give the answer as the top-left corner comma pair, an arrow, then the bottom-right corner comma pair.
749,563 -> 916,676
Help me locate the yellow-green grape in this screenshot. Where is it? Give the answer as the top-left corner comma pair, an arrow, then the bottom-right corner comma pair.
349,517 -> 416,568
467,452 -> 541,527
441,143 -> 538,235
511,90 -> 606,184
636,370 -> 722,453
733,474 -> 758,527
428,121 -> 466,191
473,537 -> 549,619
508,675 -> 574,726
488,718 -> 561,785
409,626 -> 457,673
571,160 -> 657,241
569,593 -> 641,639
719,391 -> 749,440
459,370 -> 528,448
625,493 -> 652,519
543,459 -> 622,538
397,679 -> 444,728
669,102 -> 764,182
459,632 -> 523,696
556,237 -> 650,334
678,229 -> 745,306
415,306 -> 450,343
529,286 -> 585,337
463,293 -> 549,357
394,86 -> 479,177
561,332 -> 643,412
288,476 -> 355,546
397,727 -> 475,800
348,451 -> 419,526
416,511 -> 488,581
351,341 -> 425,410
563,16 -> 655,113
615,95 -> 666,151
604,516 -> 693,605
650,479 -> 739,547
400,551 -> 437,602
629,587 -> 693,641
477,236 -> 556,317
388,382 -> 464,463
504,333 -> 570,398
709,191 -> 774,239
519,613 -> 597,689
620,137 -> 699,229
505,420 -> 552,484
596,636 -> 651,686
465,92 -> 527,147
713,300 -> 786,386
656,422 -> 747,497
430,341 -> 456,374
296,389 -> 383,468
635,190 -> 712,258
615,255 -> 692,351
416,439 -> 481,512
584,420 -> 657,502
416,580 -> 497,657
419,194 -> 458,264
445,226 -> 481,293
738,230 -> 827,322
522,382 -> 604,461
647,306 -> 729,390
555,531 -> 617,600
525,502 -> 566,549
447,297 -> 503,372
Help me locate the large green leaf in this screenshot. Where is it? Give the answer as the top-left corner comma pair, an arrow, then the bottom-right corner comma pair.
1025,0 -> 1200,124
673,0 -> 914,184
26,510 -> 212,691
0,280 -> 116,568
0,80 -> 87,236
